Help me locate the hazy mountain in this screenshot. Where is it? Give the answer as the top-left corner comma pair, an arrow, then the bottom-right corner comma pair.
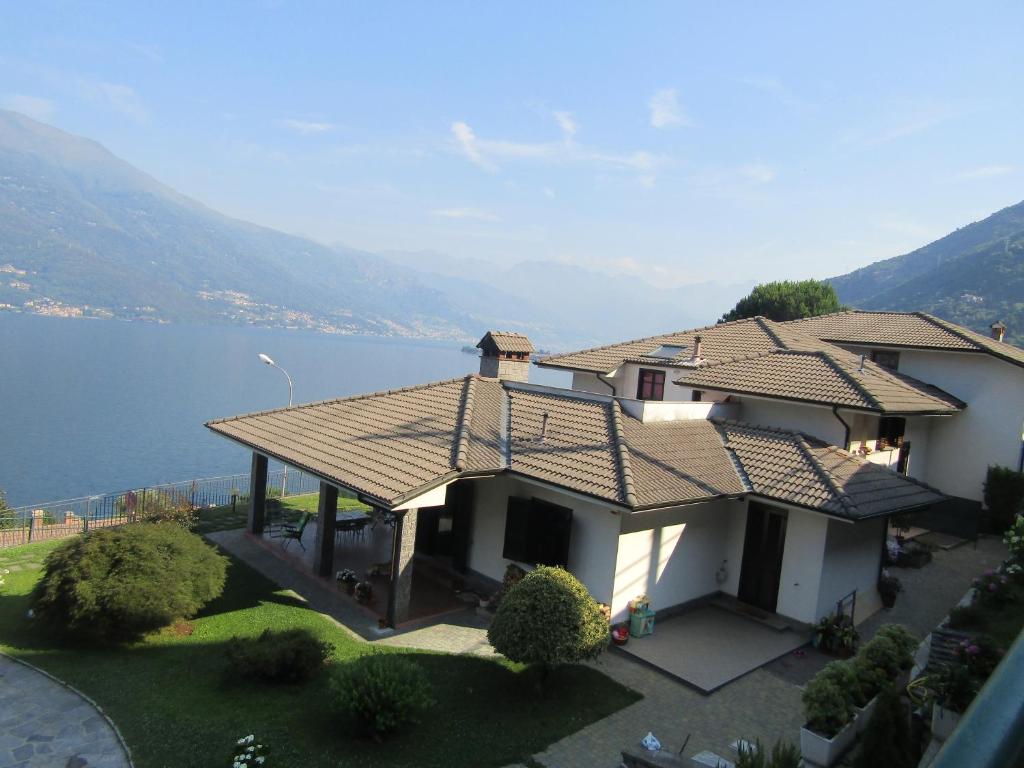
829,200 -> 1024,344
0,110 -> 472,339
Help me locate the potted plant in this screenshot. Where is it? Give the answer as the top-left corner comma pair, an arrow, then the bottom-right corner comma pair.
336,569 -> 358,594
800,676 -> 856,766
816,660 -> 875,734
878,570 -> 902,608
928,662 -> 977,742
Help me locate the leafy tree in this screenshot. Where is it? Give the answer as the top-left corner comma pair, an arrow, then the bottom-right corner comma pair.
487,566 -> 609,682
720,279 -> 845,322
853,685 -> 914,768
0,487 -> 13,530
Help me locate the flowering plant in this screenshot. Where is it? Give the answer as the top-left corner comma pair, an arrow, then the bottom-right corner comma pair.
957,636 -> 1002,679
1003,514 -> 1024,562
231,734 -> 268,767
973,570 -> 1012,606
628,595 -> 650,614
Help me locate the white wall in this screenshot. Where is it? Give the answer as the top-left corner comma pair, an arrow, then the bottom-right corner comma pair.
465,476 -> 621,606
815,517 -> 886,623
774,507 -> 829,624
611,499 -> 744,622
737,398 -> 847,446
896,352 -> 1024,501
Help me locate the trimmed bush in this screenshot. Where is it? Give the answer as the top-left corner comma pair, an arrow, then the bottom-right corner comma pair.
874,624 -> 917,670
487,566 -> 609,676
853,685 -> 913,768
226,628 -> 332,684
331,651 -> 434,740
31,523 -> 227,642
803,676 -> 851,737
859,634 -> 903,679
984,466 -> 1024,531
818,660 -> 869,707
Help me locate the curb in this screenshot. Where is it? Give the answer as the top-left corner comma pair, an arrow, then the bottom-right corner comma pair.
0,650 -> 135,767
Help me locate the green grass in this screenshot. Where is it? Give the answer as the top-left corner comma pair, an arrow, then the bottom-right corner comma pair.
0,539 -> 639,768
194,492 -> 369,535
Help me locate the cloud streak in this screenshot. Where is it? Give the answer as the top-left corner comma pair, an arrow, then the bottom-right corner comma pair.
431,207 -> 500,221
281,118 -> 336,136
956,164 -> 1015,180
0,94 -> 55,121
649,88 -> 690,129
77,78 -> 148,123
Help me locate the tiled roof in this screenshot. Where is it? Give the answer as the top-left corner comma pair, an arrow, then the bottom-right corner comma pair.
785,311 -> 1024,368
715,421 -> 944,518
678,350 -> 964,414
477,331 -> 535,354
208,378 -> 945,519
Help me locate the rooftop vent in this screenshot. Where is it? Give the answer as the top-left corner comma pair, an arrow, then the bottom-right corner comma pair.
990,320 -> 1007,343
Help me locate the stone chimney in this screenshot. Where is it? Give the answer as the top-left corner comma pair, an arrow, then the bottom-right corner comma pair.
990,320 -> 1006,342
476,331 -> 533,382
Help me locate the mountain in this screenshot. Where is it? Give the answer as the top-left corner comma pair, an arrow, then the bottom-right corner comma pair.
0,110 -> 472,339
829,200 -> 1024,344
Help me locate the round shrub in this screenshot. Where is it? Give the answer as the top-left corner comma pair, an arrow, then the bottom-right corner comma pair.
486,565 -> 609,672
331,651 -> 434,740
818,660 -> 869,708
226,628 -> 332,684
874,624 -> 917,670
31,523 -> 227,642
802,677 -> 852,737
860,634 -> 903,679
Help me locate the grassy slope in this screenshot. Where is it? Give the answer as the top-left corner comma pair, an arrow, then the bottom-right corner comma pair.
0,540 -> 639,768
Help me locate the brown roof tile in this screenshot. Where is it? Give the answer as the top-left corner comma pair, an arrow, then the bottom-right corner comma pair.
477,331 -> 535,354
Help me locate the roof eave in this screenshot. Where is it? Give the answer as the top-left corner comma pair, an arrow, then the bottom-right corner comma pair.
675,384 -> 961,415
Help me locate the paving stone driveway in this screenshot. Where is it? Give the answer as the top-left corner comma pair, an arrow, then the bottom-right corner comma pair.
0,655 -> 130,768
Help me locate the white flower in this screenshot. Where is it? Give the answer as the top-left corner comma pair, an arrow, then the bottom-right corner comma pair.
255,759 -> 265,766
26,609 -> 34,619
247,735 -> 255,743
237,738 -> 246,746
233,763 -> 241,768
247,746 -> 255,752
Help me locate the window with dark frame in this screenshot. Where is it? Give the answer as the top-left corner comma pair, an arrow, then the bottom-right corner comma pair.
877,416 -> 906,449
636,368 -> 665,401
870,349 -> 901,370
691,390 -> 703,402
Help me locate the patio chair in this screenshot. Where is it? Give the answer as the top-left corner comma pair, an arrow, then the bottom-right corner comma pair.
281,512 -> 313,550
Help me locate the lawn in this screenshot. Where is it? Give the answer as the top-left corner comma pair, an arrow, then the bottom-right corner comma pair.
0,538 -> 640,768
195,492 -> 369,535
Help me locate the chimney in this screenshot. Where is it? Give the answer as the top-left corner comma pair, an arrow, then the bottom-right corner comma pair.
539,412 -> 549,443
693,334 -> 703,360
476,331 -> 533,382
990,321 -> 1006,343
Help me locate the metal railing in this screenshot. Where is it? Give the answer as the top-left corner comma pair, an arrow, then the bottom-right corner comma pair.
0,468 -> 321,548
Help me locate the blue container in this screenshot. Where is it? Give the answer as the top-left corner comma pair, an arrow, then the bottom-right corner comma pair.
630,608 -> 655,637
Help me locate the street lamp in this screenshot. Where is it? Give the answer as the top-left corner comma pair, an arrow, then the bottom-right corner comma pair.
258,353 -> 294,498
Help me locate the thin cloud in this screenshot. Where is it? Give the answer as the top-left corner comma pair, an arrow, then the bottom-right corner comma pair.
431,207 -> 500,222
77,78 -> 148,124
280,118 -> 336,136
0,94 -> 55,121
956,164 -> 1015,180
738,76 -> 812,109
553,111 -> 577,142
840,103 -> 956,147
452,121 -> 498,172
738,163 -> 776,185
649,88 -> 690,129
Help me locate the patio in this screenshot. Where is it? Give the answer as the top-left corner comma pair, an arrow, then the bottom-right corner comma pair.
615,604 -> 811,694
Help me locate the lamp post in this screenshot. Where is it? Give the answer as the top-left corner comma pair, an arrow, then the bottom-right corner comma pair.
258,353 -> 294,498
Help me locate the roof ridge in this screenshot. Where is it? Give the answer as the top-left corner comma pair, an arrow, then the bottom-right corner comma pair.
452,375 -> 477,471
793,434 -> 859,517
205,375 -> 473,425
609,399 -> 638,507
914,312 -> 986,350
815,350 -> 882,410
712,422 -> 754,492
755,317 -> 789,349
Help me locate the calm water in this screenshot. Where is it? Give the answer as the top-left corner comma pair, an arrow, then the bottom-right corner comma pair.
0,314 -> 568,507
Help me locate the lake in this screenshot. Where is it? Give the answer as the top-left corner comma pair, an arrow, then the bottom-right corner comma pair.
0,314 -> 568,507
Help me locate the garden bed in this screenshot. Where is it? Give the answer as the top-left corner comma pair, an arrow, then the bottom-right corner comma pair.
0,539 -> 639,768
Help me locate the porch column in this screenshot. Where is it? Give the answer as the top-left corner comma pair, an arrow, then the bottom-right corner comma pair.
248,452 -> 268,535
313,482 -> 338,578
386,508 -> 418,627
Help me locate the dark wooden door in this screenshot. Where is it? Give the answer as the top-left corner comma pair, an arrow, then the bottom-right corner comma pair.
737,503 -> 788,613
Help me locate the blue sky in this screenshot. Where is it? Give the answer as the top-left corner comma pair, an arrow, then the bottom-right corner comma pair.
2,1 -> 1022,286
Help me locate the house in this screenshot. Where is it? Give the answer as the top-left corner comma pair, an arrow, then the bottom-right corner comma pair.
205,316 -> 1012,631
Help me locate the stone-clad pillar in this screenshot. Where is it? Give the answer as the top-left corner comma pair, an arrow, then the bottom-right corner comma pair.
248,453 -> 268,535
313,482 -> 338,578
386,508 -> 418,627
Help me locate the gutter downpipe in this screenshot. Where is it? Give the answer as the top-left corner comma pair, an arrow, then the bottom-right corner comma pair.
832,406 -> 852,450
931,630 -> 1024,768
596,373 -> 616,397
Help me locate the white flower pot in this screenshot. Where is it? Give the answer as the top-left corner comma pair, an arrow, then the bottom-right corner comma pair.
854,696 -> 879,734
800,719 -> 857,767
931,703 -> 962,742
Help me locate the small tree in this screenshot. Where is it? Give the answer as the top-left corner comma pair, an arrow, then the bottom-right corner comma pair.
853,685 -> 914,768
487,566 -> 609,682
0,487 -> 13,530
720,279 -> 845,323
984,465 -> 1024,531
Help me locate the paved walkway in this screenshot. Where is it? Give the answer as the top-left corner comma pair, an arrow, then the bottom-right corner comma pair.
0,655 -> 131,768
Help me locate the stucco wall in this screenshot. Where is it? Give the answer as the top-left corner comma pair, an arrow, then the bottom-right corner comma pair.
737,398 -> 847,446
774,506 -> 829,624
611,499 -> 744,621
815,517 -> 885,623
465,476 -> 620,606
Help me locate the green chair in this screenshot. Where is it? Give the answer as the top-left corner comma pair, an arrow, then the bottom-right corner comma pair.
281,512 -> 313,550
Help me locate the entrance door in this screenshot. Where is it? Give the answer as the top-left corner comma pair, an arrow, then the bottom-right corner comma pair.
737,503 -> 788,613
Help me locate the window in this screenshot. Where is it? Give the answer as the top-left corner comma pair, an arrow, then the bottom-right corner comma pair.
691,389 -> 703,402
870,349 -> 901,370
636,369 -> 665,401
877,417 -> 906,449
502,497 -> 573,567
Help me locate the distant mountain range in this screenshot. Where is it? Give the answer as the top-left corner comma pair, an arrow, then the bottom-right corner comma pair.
829,200 -> 1024,344
0,110 -> 750,349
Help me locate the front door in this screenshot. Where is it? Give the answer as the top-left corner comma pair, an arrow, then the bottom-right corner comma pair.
737,503 -> 788,613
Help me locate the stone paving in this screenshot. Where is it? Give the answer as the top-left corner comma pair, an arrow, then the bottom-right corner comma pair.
0,655 -> 130,768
